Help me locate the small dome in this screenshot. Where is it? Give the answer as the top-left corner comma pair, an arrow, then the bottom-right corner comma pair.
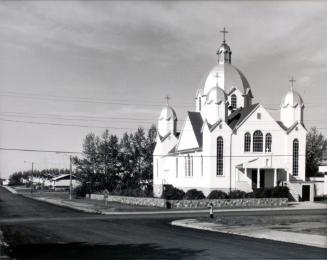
159,105 -> 177,121
202,63 -> 251,96
206,86 -> 227,104
281,89 -> 304,108
217,42 -> 231,54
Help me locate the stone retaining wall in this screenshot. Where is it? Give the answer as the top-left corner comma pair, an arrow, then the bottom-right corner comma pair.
167,198 -> 288,209
90,194 -> 166,208
90,194 -> 288,209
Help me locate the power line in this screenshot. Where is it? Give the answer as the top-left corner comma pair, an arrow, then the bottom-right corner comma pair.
1,91 -> 327,109
1,117 -> 327,132
1,112 -> 327,124
0,147 -> 306,158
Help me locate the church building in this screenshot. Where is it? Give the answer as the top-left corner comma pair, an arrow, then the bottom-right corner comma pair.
153,28 -> 307,200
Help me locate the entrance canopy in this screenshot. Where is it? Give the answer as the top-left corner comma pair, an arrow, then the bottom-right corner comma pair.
236,156 -> 288,169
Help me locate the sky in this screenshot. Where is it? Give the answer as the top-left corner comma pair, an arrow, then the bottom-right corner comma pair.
1,1 -> 327,179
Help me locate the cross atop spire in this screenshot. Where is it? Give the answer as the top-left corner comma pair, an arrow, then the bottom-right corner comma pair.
289,76 -> 296,91
164,95 -> 171,105
220,27 -> 228,43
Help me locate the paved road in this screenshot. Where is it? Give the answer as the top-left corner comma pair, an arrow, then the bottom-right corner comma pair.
0,187 -> 326,259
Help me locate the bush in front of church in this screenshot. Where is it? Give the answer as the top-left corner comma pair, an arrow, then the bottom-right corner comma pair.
207,190 -> 228,199
161,185 -> 185,200
228,190 -> 247,199
184,189 -> 206,200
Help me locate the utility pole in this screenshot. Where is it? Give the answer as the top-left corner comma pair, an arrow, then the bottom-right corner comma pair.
69,155 -> 72,201
24,161 -> 34,193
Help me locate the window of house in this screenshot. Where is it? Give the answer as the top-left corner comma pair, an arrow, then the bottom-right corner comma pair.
217,137 -> 224,175
244,132 -> 251,152
265,133 -> 272,152
257,113 -> 261,119
231,94 -> 237,109
253,130 -> 263,152
293,139 -> 299,176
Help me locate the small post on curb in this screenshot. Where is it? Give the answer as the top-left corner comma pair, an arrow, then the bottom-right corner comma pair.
208,203 -> 214,219
103,189 -> 109,207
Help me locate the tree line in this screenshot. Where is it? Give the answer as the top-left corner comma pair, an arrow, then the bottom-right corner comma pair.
8,168 -> 70,186
72,125 -> 157,197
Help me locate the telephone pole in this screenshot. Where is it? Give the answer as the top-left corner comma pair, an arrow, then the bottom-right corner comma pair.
24,161 -> 34,193
69,155 -> 72,201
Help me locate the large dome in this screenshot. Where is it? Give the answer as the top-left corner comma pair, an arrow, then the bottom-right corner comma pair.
281,89 -> 304,108
159,105 -> 177,121
202,63 -> 251,96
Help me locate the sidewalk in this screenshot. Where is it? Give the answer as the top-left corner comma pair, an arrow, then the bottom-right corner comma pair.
171,219 -> 327,249
4,185 -> 327,215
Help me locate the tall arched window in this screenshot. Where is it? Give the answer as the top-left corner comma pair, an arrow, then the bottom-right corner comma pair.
217,137 -> 224,175
231,94 -> 237,109
199,97 -> 202,111
244,132 -> 251,152
293,139 -> 299,176
253,130 -> 263,152
265,133 -> 272,152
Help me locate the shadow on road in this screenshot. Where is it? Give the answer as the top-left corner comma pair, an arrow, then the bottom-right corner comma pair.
6,242 -> 205,259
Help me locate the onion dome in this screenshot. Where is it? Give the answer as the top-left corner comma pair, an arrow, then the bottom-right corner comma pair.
158,105 -> 177,121
281,89 -> 304,108
202,64 -> 251,97
206,86 -> 227,104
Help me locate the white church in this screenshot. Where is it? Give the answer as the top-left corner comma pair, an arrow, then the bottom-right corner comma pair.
153,28 -> 310,200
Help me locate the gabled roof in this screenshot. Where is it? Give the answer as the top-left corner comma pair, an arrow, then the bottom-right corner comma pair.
187,111 -> 203,148
52,174 -> 77,181
227,103 -> 259,130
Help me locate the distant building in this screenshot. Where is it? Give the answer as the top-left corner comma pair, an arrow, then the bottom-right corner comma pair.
51,174 -> 80,191
153,28 -> 313,201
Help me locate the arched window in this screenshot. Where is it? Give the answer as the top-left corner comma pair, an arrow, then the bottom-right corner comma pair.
244,132 -> 251,152
293,139 -> 299,176
253,130 -> 263,152
265,133 -> 272,152
217,137 -> 224,175
231,94 -> 237,109
199,97 -> 202,111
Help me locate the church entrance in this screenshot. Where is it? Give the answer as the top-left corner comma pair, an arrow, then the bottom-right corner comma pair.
251,169 -> 257,189
260,169 -> 265,188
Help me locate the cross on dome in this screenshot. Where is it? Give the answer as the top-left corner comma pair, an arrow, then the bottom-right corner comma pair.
214,72 -> 220,87
289,76 -> 296,91
164,95 -> 171,105
220,27 -> 228,43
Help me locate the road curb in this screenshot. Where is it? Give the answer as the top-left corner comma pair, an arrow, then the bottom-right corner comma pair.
171,219 -> 327,249
1,186 -> 17,194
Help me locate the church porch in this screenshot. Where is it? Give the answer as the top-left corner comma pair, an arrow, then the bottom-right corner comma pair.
236,157 -> 288,190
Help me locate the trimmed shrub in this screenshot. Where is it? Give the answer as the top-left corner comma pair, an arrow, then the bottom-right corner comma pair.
229,190 -> 246,199
245,192 -> 255,198
271,186 -> 290,198
184,189 -> 205,200
161,185 -> 185,200
73,183 -> 88,198
207,190 -> 228,199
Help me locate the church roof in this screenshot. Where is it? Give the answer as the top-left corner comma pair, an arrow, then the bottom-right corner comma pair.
227,103 -> 259,130
188,111 -> 203,148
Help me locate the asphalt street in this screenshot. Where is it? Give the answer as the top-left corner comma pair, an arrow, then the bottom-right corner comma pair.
0,187 -> 326,259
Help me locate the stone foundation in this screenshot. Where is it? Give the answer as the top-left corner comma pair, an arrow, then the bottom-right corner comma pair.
91,194 -> 288,209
